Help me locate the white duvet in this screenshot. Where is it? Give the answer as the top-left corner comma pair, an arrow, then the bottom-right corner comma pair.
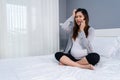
0,54 -> 120,80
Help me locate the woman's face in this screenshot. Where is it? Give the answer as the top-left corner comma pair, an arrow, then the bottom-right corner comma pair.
75,12 -> 85,26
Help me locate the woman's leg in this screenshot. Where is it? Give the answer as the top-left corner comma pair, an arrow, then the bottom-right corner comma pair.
55,52 -> 94,69
85,53 -> 100,65
76,57 -> 89,65
76,53 -> 100,69
59,55 -> 82,67
76,57 -> 94,70
60,55 -> 94,69
55,52 -> 81,67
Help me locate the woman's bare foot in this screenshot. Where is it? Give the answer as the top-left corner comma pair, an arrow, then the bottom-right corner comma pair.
88,64 -> 94,70
59,62 -> 94,70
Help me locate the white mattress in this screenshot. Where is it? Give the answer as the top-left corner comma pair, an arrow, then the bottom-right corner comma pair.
0,54 -> 120,80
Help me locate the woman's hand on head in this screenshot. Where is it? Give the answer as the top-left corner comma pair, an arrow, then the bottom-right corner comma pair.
72,9 -> 76,17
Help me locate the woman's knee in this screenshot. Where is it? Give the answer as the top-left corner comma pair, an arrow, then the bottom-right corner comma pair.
55,52 -> 64,61
86,53 -> 100,65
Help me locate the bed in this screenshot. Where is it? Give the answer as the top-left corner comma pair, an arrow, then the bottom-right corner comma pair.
0,28 -> 120,80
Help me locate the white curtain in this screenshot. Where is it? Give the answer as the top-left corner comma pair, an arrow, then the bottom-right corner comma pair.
0,0 -> 59,58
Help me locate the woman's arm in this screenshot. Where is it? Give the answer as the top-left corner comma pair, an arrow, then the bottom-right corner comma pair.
78,27 -> 95,53
60,16 -> 74,32
61,9 -> 76,32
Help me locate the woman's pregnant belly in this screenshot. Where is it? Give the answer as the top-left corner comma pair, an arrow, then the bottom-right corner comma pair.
71,42 -> 87,60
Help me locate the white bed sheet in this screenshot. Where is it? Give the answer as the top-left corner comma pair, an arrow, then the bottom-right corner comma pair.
0,54 -> 120,80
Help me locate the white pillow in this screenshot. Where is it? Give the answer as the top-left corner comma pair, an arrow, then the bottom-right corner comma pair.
91,37 -> 118,57
113,37 -> 120,58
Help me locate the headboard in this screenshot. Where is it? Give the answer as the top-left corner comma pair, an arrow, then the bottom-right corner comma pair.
93,28 -> 120,58
95,28 -> 120,37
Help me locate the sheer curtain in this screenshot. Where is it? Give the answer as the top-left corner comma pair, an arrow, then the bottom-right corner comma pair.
0,0 -> 59,58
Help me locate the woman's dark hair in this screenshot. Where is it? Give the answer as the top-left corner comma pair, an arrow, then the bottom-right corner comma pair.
72,8 -> 90,40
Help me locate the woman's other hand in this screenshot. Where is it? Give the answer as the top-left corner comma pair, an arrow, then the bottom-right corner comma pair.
80,20 -> 85,31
